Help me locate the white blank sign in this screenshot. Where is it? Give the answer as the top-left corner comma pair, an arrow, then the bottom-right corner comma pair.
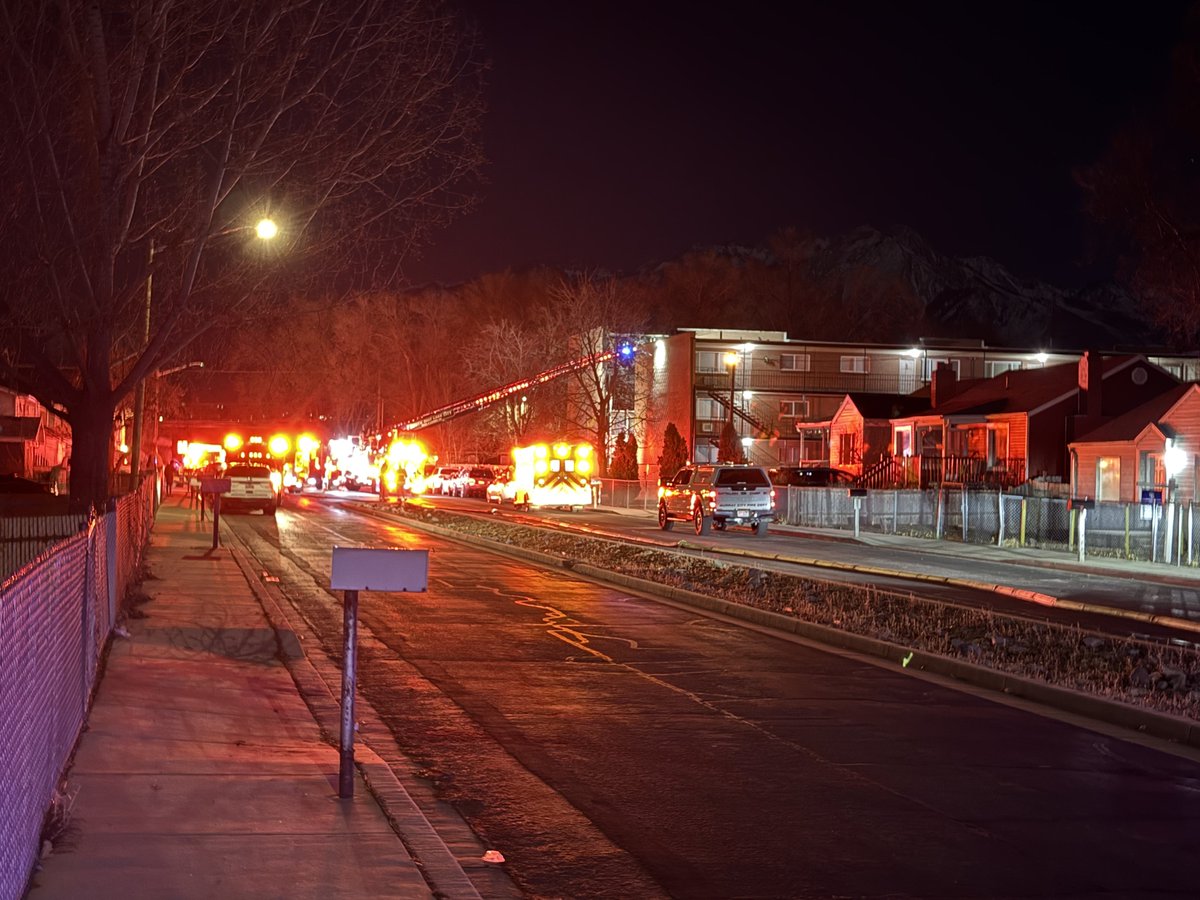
331,546 -> 429,592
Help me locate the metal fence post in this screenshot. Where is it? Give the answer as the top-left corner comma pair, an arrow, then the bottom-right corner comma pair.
1077,507 -> 1087,562
1124,505 -> 1131,558
997,492 -> 1005,546
1165,499 -> 1177,565
105,508 -> 118,627
1189,504 -> 1194,567
339,588 -> 359,799
1019,498 -> 1027,546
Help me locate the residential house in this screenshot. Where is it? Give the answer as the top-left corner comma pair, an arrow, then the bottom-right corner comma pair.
828,393 -> 930,474
886,353 -> 1180,488
0,386 -> 71,491
1067,383 -> 1200,504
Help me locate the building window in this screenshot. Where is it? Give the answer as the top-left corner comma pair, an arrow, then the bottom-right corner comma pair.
839,433 -> 860,464
1097,457 -> 1120,502
839,355 -> 869,374
984,360 -> 1021,378
696,351 -> 721,373
922,357 -> 960,380
780,353 -> 810,372
779,399 -> 809,418
695,397 -> 721,419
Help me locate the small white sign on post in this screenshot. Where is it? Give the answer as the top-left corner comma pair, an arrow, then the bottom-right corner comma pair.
331,546 -> 429,592
330,545 -> 429,800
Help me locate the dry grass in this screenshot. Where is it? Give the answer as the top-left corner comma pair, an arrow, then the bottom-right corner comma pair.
38,783 -> 77,855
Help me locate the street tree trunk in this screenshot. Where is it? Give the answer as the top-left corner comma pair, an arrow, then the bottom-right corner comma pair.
69,392 -> 118,513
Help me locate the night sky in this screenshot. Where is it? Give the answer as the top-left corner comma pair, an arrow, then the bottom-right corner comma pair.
408,1 -> 1194,289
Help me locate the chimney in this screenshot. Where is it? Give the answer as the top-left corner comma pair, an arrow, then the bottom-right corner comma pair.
931,362 -> 959,408
1079,350 -> 1103,416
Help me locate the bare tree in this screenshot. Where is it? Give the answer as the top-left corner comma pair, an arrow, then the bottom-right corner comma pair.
462,319 -> 550,448
0,0 -> 485,510
541,272 -> 649,477
1072,15 -> 1200,348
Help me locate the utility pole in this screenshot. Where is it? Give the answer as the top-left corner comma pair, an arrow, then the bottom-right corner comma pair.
130,242 -> 154,482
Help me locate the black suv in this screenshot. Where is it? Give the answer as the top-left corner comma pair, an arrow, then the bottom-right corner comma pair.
658,464 -> 776,536
769,466 -> 856,487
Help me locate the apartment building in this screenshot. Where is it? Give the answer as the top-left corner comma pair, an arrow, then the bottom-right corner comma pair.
636,328 -> 1200,479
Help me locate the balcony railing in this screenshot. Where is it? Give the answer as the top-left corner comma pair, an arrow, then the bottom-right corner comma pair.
858,454 -> 1027,490
694,370 -> 927,395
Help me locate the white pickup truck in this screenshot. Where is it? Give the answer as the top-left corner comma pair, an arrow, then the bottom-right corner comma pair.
657,464 -> 776,537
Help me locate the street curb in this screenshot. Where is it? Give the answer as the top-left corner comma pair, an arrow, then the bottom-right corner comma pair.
220,524 -> 488,900
355,504 -> 1200,751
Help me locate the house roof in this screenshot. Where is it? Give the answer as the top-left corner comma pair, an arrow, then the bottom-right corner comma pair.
1072,383 -> 1196,444
843,392 -> 931,420
0,416 -> 41,442
930,355 -> 1152,417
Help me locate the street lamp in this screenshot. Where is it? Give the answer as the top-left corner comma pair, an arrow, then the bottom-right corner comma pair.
130,219 -> 277,482
723,351 -> 738,428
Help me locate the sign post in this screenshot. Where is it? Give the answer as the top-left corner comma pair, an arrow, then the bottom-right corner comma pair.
848,488 -> 868,539
1068,497 -> 1094,562
200,477 -> 231,549
329,546 -> 429,799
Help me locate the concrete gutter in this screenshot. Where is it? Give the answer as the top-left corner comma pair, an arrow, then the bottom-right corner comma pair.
352,503 -> 1200,752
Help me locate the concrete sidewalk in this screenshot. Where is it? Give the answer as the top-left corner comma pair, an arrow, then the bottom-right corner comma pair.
25,497 -> 484,900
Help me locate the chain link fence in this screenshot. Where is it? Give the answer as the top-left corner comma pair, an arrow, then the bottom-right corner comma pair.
772,485 -> 1200,565
0,514 -> 91,582
1,477 -> 157,900
592,479 -> 1199,567
592,478 -> 658,512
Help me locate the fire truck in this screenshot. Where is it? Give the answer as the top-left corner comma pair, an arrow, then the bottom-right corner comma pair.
509,442 -> 594,511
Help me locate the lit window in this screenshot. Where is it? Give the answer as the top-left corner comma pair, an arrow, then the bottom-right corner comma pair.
779,399 -> 809,418
1097,457 -> 1120,502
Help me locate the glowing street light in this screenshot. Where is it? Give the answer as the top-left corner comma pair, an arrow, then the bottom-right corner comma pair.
131,215 -> 280,482
255,217 -> 279,240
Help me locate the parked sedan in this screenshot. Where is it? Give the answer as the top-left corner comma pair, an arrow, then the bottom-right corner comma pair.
459,466 -> 495,499
440,467 -> 468,496
427,465 -> 460,495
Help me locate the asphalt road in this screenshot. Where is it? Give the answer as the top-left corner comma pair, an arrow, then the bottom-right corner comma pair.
389,493 -> 1200,645
227,498 -> 1200,900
